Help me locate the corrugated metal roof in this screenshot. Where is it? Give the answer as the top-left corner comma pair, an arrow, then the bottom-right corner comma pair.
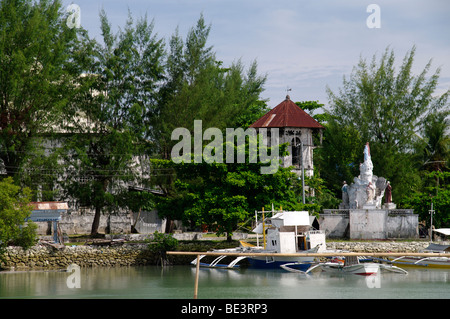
31,202 -> 68,210
250,95 -> 324,129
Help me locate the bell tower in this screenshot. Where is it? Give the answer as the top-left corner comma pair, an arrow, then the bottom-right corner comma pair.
250,95 -> 324,178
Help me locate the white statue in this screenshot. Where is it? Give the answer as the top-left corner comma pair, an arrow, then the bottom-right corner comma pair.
366,182 -> 376,204
359,142 -> 373,183
341,181 -> 349,209
340,143 -> 390,210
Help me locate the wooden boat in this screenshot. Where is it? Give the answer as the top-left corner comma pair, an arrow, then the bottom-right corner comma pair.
191,210 -> 327,270
245,211 -> 326,269
191,247 -> 249,269
387,243 -> 450,268
281,255 -> 408,275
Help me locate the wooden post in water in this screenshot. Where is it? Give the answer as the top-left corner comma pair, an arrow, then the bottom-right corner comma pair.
194,254 -> 200,299
262,207 -> 266,249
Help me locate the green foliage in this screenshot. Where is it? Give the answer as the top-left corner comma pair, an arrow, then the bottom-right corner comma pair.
153,15 -> 267,158
150,138 -> 332,238
316,120 -> 363,195
324,46 -> 449,204
400,172 -> 450,227
416,110 -> 449,172
295,101 -> 328,124
327,46 -> 448,149
0,177 -> 37,258
0,5 -> 269,236
0,0 -> 80,194
58,11 -> 165,235
148,231 -> 178,254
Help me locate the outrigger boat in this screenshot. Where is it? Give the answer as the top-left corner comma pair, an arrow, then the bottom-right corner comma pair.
385,243 -> 450,268
191,210 -> 327,271
281,255 -> 408,275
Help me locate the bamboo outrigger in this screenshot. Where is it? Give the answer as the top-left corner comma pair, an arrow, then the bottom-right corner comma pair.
167,251 -> 449,299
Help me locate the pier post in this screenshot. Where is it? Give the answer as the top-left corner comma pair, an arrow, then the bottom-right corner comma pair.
194,254 -> 200,299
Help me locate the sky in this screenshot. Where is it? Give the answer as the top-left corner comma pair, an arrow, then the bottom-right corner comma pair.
62,0 -> 450,111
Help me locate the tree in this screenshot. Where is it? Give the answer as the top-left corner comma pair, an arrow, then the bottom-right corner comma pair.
59,11 -> 165,236
150,138 -> 313,239
153,15 -> 267,159
0,0 -> 80,196
419,110 -> 449,172
400,171 -> 450,228
401,113 -> 449,227
325,46 -> 449,201
316,120 -> 362,195
0,177 -> 37,261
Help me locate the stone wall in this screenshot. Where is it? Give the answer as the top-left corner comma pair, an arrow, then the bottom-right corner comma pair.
318,212 -> 349,238
34,209 -> 168,236
0,244 -> 159,271
320,209 -> 418,239
325,241 -> 435,253
0,239 -> 241,271
1,240 -> 443,271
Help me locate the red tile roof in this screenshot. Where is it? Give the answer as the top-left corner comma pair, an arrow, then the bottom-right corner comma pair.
250,96 -> 324,129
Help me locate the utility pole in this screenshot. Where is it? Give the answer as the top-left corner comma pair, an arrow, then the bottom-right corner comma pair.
429,200 -> 435,243
301,140 -> 305,204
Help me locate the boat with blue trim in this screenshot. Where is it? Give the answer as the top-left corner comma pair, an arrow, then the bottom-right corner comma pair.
191,210 -> 327,271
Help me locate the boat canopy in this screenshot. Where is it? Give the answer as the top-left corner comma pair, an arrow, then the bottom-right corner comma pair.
425,243 -> 450,252
269,211 -> 310,228
434,228 -> 450,236
252,211 -> 312,234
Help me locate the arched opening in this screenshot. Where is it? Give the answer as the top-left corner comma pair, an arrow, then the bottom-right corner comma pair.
291,137 -> 301,168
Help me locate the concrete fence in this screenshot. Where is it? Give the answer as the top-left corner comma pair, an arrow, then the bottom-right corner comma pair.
320,209 -> 418,239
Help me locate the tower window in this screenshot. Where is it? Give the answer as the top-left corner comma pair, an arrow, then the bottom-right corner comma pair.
292,137 -> 301,167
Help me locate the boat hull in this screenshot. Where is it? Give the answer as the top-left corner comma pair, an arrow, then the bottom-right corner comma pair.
321,262 -> 380,276
248,256 -> 315,271
387,256 -> 450,268
343,263 -> 379,276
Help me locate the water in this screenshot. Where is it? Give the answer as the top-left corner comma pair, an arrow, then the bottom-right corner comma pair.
0,266 -> 449,299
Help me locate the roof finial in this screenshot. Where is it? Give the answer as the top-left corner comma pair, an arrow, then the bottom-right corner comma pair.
286,87 -> 292,100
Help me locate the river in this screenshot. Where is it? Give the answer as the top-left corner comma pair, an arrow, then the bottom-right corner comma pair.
0,265 -> 449,299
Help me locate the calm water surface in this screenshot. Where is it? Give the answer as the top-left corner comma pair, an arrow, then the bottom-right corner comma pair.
0,266 -> 449,299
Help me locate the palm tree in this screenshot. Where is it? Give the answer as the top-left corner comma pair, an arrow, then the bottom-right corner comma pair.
422,111 -> 449,172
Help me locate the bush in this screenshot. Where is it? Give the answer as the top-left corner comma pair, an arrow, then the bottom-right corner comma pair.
148,231 -> 178,255
12,222 -> 38,250
0,177 -> 37,258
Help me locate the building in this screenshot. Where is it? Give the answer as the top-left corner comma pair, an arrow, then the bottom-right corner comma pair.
250,95 -> 324,177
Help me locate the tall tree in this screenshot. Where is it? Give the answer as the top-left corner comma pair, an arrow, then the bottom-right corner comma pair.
153,15 -> 267,159
325,46 -> 449,201
59,11 -> 165,236
419,110 -> 449,172
0,0 -> 79,196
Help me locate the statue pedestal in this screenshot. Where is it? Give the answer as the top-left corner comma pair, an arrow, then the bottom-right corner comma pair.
383,203 -> 397,209
362,203 -> 377,210
350,209 -> 386,239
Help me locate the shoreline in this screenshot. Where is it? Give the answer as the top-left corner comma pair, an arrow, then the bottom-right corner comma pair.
1,237 -> 445,272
